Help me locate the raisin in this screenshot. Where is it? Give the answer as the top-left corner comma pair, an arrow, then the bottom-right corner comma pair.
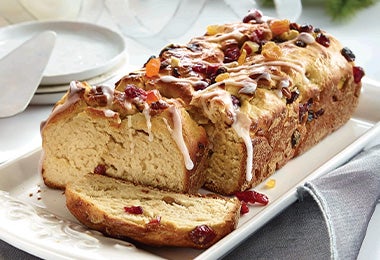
315,108 -> 325,117
231,95 -> 241,108
235,190 -> 269,205
286,90 -> 299,104
172,67 -> 181,77
186,43 -> 201,52
291,130 -> 301,148
341,47 -> 356,62
124,206 -> 143,214
295,40 -> 307,48
94,164 -> 106,175
189,225 -> 217,246
315,33 -> 330,47
299,99 -> 313,122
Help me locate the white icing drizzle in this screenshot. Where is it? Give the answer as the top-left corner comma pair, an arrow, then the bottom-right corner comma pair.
192,88 -> 254,181
103,85 -> 115,106
103,109 -> 116,117
232,110 -> 253,182
168,106 -> 194,170
160,75 -> 208,89
142,103 -> 153,141
207,31 -> 245,43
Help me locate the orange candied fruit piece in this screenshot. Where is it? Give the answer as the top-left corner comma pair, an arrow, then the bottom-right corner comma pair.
261,42 -> 282,60
146,57 -> 161,77
146,89 -> 160,104
270,19 -> 290,36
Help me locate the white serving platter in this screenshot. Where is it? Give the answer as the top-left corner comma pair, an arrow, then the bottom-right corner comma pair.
0,20 -> 126,85
0,79 -> 379,259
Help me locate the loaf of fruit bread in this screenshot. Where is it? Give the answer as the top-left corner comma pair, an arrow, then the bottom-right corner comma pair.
65,174 -> 241,249
115,10 -> 364,194
40,81 -> 208,193
41,10 -> 364,196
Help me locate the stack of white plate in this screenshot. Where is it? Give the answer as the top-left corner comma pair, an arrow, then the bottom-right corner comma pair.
0,20 -> 127,104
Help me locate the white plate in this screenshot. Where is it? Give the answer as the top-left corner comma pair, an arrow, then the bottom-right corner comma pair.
0,80 -> 379,259
0,20 -> 126,85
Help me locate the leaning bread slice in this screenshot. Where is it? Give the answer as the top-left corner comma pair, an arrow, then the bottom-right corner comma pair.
65,174 -> 241,249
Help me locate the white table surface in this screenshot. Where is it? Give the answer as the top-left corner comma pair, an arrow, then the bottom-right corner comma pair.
0,1 -> 379,259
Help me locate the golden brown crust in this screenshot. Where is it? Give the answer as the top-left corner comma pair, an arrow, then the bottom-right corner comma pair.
65,175 -> 240,249
115,17 -> 362,195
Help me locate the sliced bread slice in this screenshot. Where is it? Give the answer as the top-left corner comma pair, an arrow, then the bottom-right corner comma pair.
65,174 -> 241,249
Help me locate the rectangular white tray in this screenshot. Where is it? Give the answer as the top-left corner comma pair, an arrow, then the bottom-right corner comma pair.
1,79 -> 379,259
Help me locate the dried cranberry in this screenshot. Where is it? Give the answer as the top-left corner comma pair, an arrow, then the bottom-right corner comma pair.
223,45 -> 240,63
124,85 -> 147,100
289,22 -> 299,31
295,40 -> 307,48
124,206 -> 143,214
242,9 -> 263,23
240,201 -> 249,214
315,33 -> 330,47
353,66 -> 365,83
299,24 -> 313,33
192,64 -> 207,74
206,64 -> 220,77
286,90 -> 299,104
250,29 -> 265,43
150,100 -> 169,110
235,190 -> 269,205
94,164 -> 106,175
148,216 -> 161,225
341,47 -> 356,62
189,225 -> 217,246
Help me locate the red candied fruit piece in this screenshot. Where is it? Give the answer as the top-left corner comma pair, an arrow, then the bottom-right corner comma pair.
235,190 -> 269,205
189,225 -> 217,246
124,84 -> 147,100
353,66 -> 365,83
124,205 -> 143,214
315,33 -> 330,47
240,201 -> 249,214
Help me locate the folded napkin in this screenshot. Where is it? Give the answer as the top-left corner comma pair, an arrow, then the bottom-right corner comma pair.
224,144 -> 380,260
